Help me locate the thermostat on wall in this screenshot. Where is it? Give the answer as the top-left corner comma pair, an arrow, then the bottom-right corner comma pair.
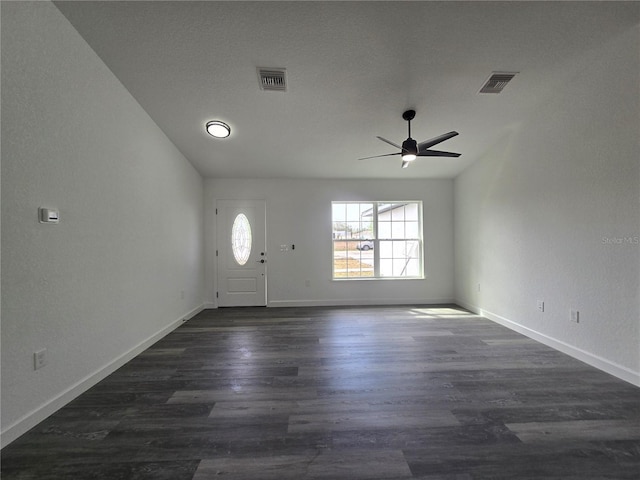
39,207 -> 59,224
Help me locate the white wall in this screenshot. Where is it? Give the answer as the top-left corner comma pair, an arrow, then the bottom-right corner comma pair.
205,179 -> 454,307
455,25 -> 640,385
1,1 -> 204,445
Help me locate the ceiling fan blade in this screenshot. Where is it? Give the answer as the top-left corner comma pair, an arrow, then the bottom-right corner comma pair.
417,131 -> 459,151
358,152 -> 401,161
376,136 -> 403,150
417,149 -> 461,158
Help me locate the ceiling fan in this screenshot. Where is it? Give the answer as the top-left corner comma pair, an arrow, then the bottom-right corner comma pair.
359,110 -> 461,168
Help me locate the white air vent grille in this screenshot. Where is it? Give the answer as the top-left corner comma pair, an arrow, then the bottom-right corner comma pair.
258,68 -> 287,92
479,72 -> 518,94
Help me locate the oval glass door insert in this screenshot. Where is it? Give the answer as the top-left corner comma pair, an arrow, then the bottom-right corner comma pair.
231,213 -> 252,265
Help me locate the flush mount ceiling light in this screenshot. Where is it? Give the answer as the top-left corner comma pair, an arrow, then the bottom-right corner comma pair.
205,120 -> 231,138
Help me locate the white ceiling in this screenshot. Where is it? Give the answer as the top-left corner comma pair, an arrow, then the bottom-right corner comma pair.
53,1 -> 639,179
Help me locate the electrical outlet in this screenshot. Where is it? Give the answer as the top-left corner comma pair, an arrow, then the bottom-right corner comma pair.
305,279 -> 311,288
570,309 -> 580,323
477,283 -> 481,292
537,300 -> 545,312
34,349 -> 48,370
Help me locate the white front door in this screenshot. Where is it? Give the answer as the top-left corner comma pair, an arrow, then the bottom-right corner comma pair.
216,200 -> 267,306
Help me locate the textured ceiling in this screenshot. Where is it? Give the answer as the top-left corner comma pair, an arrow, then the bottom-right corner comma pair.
54,1 -> 639,179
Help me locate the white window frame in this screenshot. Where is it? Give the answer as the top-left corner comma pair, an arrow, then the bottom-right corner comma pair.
332,201 -> 424,280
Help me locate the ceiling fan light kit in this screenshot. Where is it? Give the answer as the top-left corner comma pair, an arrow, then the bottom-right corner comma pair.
359,109 -> 460,168
401,138 -> 417,162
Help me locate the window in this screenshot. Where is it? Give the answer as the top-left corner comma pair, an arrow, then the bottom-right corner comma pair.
332,201 -> 423,279
231,213 -> 252,265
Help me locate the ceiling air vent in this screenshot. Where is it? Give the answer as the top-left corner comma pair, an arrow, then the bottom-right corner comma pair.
479,72 -> 518,94
257,67 -> 287,92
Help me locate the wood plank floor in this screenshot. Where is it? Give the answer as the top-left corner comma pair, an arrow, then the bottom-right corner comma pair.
2,305 -> 639,479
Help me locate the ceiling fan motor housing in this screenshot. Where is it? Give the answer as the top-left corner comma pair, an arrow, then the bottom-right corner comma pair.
402,138 -> 418,156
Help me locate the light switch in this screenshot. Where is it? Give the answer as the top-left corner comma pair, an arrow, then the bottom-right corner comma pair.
39,207 -> 59,224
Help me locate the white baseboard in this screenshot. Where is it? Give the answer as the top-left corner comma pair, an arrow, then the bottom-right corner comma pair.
268,297 -> 455,308
458,300 -> 640,387
182,304 -> 205,321
0,304 -> 205,448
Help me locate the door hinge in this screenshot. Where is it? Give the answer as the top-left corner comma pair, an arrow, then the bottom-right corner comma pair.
216,250 -> 218,257
216,292 -> 219,298
215,208 -> 218,215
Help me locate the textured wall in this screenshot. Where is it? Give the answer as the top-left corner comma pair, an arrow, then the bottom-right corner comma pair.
454,24 -> 640,384
1,1 -> 204,445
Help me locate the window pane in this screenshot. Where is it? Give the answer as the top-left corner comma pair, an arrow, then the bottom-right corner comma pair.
379,240 -> 392,258
406,240 -> 420,258
333,225 -> 350,240
391,204 -> 405,221
392,241 -> 406,257
345,221 -> 359,238
404,203 -> 419,221
391,222 -> 405,239
345,203 -> 362,222
393,259 -> 408,276
404,259 -> 420,276
405,221 -> 419,238
332,203 -> 346,222
378,221 -> 391,239
380,259 -> 393,277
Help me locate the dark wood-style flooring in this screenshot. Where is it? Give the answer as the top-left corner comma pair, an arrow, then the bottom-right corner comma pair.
2,305 -> 639,479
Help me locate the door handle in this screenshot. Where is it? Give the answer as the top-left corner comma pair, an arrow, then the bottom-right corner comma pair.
257,259 -> 265,263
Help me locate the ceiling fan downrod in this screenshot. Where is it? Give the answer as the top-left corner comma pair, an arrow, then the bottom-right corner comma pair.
402,109 -> 416,137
